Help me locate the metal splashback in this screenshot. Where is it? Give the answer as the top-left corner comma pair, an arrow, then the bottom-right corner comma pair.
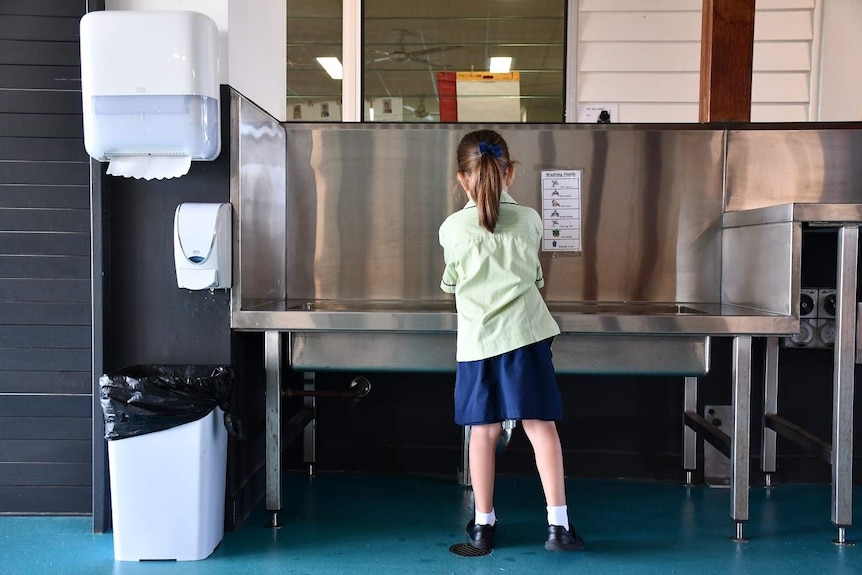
230,91 -> 286,306
238,117 -> 727,309
726,127 -> 862,212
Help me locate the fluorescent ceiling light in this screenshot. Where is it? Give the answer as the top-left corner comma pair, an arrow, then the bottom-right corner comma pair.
316,57 -> 343,80
489,57 -> 512,73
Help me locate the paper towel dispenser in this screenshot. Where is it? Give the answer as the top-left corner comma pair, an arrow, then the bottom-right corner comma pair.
174,203 -> 232,290
80,11 -> 220,179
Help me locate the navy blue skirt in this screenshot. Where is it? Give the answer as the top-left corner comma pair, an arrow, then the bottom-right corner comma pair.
454,338 -> 562,426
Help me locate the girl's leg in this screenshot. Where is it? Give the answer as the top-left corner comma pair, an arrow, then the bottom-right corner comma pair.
521,419 -> 566,507
522,419 -> 585,551
469,423 -> 502,516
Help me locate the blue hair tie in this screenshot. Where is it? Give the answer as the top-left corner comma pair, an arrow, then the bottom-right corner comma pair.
478,141 -> 503,159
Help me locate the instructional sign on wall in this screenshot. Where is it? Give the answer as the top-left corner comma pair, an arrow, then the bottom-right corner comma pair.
540,169 -> 582,253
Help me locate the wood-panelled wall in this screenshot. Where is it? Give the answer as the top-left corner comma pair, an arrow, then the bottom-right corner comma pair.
0,0 -> 92,514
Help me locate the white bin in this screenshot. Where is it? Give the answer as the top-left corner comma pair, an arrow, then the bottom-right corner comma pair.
108,407 -> 227,561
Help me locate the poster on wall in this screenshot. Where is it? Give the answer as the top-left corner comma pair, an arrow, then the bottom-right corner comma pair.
289,100 -> 342,122
540,169 -> 582,254
437,72 -> 521,122
368,97 -> 404,121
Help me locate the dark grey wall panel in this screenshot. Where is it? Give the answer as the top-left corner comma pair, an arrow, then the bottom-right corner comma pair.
0,90 -> 82,115
0,115 -> 83,138
0,40 -> 81,66
0,279 -> 90,302
0,395 -> 90,417
0,162 -> 88,185
0,349 -> 90,371
0,186 -> 89,209
0,487 -> 91,514
0,1 -> 84,18
0,417 -> 90,441
0,138 -> 89,162
0,463 -> 90,485
0,232 -> 89,256
0,255 -> 90,279
0,64 -> 81,90
0,439 -> 91,463
0,16 -> 83,41
0,326 -> 90,348
0,1 -> 91,515
0,209 -> 89,232
0,371 -> 90,394
0,302 -> 90,325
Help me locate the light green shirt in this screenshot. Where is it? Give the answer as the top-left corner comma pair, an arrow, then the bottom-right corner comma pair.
438,191 -> 560,362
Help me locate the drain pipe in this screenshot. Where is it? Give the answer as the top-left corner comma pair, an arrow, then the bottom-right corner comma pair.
497,419 -> 517,454
461,419 -> 518,486
283,376 -> 371,401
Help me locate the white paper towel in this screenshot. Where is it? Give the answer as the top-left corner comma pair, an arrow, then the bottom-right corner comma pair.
107,155 -> 192,180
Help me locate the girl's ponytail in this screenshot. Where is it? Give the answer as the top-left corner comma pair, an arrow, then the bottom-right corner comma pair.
455,130 -> 512,233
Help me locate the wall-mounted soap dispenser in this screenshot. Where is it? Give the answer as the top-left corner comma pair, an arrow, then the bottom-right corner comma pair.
174,203 -> 232,290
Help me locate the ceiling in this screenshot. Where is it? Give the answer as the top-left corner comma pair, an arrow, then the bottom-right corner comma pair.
287,0 -> 567,121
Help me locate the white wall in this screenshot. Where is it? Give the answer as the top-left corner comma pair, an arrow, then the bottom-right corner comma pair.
228,0 -> 286,121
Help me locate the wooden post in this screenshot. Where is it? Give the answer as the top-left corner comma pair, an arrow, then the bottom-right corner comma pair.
699,0 -> 756,123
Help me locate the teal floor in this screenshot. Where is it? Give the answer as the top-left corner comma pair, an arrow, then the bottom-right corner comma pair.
1,474 -> 861,575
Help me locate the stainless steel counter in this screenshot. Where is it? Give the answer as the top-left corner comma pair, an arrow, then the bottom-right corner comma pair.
233,299 -> 796,335
724,203 -> 862,227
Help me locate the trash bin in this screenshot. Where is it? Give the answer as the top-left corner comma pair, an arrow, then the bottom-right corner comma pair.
100,365 -> 239,562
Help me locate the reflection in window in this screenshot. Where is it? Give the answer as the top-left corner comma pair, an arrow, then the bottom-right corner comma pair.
364,0 -> 565,123
287,0 -> 342,122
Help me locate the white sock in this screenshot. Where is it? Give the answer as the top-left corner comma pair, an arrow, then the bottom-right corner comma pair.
475,508 -> 496,526
547,505 -> 569,528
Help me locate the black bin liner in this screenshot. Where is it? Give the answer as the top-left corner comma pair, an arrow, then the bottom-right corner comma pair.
100,365 -> 243,441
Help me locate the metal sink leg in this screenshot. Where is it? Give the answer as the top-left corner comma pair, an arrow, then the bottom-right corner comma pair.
832,225 -> 858,537
762,337 -> 779,488
683,376 -> 697,485
264,331 -> 283,528
733,521 -> 748,543
303,371 -> 316,477
730,336 -> 752,541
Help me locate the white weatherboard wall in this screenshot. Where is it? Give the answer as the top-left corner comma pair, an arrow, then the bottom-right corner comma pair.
819,0 -> 862,121
577,0 -> 818,122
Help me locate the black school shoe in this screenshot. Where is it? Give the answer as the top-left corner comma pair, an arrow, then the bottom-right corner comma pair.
466,520 -> 496,550
545,524 -> 585,552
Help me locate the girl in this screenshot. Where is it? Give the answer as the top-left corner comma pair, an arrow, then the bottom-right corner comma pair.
439,129 -> 584,552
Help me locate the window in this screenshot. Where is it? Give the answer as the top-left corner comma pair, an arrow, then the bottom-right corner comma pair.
363,0 -> 566,122
285,1 -> 858,124
287,0 -> 342,121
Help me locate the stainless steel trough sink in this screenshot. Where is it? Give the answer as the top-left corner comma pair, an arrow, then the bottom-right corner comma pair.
284,301 -> 706,315
233,298 -> 794,337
